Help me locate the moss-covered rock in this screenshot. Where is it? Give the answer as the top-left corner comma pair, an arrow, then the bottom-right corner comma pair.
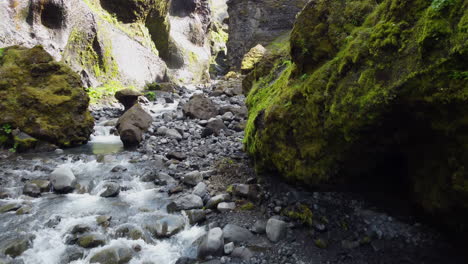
0,46 -> 94,149
245,0 -> 468,235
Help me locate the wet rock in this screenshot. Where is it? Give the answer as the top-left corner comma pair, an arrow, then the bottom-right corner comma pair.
77,233 -> 106,248
111,165 -> 128,173
192,182 -> 207,197
100,182 -> 120,198
252,220 -> 267,234
22,183 -> 41,197
217,202 -> 235,212
176,257 -> 197,264
61,246 -> 84,263
164,129 -> 183,140
185,209 -> 206,225
206,194 -> 230,209
224,242 -> 234,255
167,151 -> 187,161
115,224 -> 145,240
266,218 -> 287,242
144,215 -> 185,238
70,224 -> 92,235
3,236 -> 33,258
96,215 -> 112,227
167,194 -> 203,213
28,180 -> 50,192
15,206 -> 32,215
116,104 -> 152,148
0,203 -> 21,214
89,244 -> 133,264
198,227 -> 224,259
222,224 -> 254,243
157,172 -> 178,185
183,94 -> 218,120
231,246 -> 253,261
115,89 -> 142,111
182,171 -> 203,186
50,167 -> 76,193
45,215 -> 62,228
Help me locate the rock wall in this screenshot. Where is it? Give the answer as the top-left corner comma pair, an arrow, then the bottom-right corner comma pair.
0,0 -> 214,89
226,0 -> 309,70
244,0 -> 468,234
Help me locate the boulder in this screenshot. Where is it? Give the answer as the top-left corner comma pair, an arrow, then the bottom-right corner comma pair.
206,194 -> 230,209
115,224 -> 145,241
244,0 -> 468,236
266,218 -> 287,242
241,44 -> 266,74
192,182 -> 208,197
99,182 -> 120,198
3,237 -> 33,258
252,220 -> 267,234
185,209 -> 206,225
222,224 -> 254,243
182,171 -> 203,186
116,104 -> 152,148
198,227 -> 224,259
77,233 -> 107,248
167,151 -> 187,161
217,202 -> 236,212
88,244 -> 133,264
0,46 -> 94,150
23,182 -> 41,197
182,94 -> 218,120
50,167 -> 76,193
231,247 -> 253,261
167,194 -> 203,213
224,242 -> 234,255
115,89 -> 142,111
201,118 -> 227,137
233,184 -> 259,200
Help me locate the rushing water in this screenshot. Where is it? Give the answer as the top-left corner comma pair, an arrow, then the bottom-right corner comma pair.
0,99 -> 206,264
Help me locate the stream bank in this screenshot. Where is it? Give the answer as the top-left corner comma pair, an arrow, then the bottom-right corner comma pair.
0,77 -> 465,264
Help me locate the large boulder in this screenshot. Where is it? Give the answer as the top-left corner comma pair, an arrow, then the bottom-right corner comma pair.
183,94 -> 218,120
88,243 -> 133,264
115,89 -> 142,111
222,224 -> 254,243
198,227 -> 224,259
244,0 -> 468,236
116,104 -> 152,148
241,44 -> 266,74
0,46 -> 94,149
166,194 -> 203,213
50,167 -> 76,193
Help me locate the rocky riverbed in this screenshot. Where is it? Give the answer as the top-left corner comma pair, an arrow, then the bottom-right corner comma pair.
0,78 -> 465,264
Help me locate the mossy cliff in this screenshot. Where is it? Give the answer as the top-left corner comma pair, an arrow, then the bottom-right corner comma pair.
0,46 -> 94,149
245,0 -> 468,233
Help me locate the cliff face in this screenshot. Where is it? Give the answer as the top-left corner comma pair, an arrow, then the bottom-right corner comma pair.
0,0 -> 213,90
226,0 -> 309,70
244,0 -> 468,234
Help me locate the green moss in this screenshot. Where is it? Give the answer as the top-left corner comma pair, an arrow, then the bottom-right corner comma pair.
0,48 -> 4,58
314,239 -> 328,249
145,91 -> 156,101
226,185 -> 234,193
244,0 -> 468,236
238,202 -> 255,211
284,204 -> 313,226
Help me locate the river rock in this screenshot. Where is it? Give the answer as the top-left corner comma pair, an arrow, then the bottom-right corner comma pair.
233,184 -> 259,199
192,182 -> 207,197
224,242 -> 234,255
50,167 -> 76,193
3,237 -> 33,258
115,224 -> 145,241
183,94 -> 218,120
115,89 -> 142,111
185,209 -> 206,225
144,215 -> 185,238
77,233 -> 107,248
198,227 -> 224,259
116,104 -> 152,148
217,202 -> 236,212
61,246 -> 84,263
252,220 -> 267,234
23,183 -> 41,197
201,118 -> 227,137
182,171 -> 203,186
100,182 -> 120,198
167,151 -> 187,161
222,224 -> 254,243
28,180 -> 50,192
266,218 -> 287,242
231,247 -> 254,261
206,194 -> 230,209
89,244 -> 133,264
167,194 -> 203,213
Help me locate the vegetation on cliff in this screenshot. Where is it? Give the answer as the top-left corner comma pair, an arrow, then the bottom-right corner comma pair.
244,0 -> 468,233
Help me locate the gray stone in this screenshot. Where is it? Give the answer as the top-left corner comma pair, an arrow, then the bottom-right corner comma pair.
217,202 -> 236,212
115,89 -> 142,111
89,244 -> 133,264
182,171 -> 203,186
3,237 -> 32,258
224,242 -> 234,255
231,247 -> 253,261
206,194 -> 230,209
23,183 -> 41,197
115,224 -> 145,241
198,227 -> 224,259
222,224 -> 254,243
167,194 -> 203,213
185,209 -> 206,225
77,233 -> 106,248
144,215 -> 185,238
50,167 -> 76,193
100,182 -> 120,198
192,182 -> 207,197
252,220 -> 267,234
183,94 -> 218,120
116,104 -> 152,148
266,218 -> 287,242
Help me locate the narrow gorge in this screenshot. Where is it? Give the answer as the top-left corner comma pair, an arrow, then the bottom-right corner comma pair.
0,0 -> 467,264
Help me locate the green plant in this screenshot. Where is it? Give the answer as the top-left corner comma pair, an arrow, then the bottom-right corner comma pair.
1,124 -> 12,134
431,0 -> 455,11
145,91 -> 156,101
0,48 -> 4,58
450,71 -> 468,80
0,124 -> 13,150
146,82 -> 161,91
